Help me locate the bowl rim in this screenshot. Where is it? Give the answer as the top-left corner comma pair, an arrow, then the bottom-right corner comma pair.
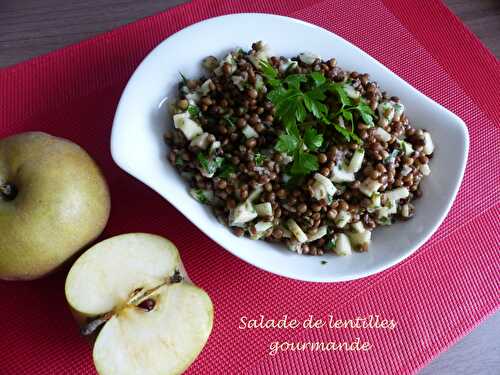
111,13 -> 469,282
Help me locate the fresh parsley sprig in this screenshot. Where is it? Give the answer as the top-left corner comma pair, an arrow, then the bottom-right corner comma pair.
259,59 -> 373,176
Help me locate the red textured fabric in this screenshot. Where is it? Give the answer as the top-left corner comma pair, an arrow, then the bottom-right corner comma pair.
0,0 -> 499,374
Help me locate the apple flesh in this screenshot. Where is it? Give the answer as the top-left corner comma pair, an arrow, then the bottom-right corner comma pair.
65,233 -> 213,375
0,132 -> 110,280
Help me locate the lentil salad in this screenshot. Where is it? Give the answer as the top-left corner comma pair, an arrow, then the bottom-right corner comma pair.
164,41 -> 434,256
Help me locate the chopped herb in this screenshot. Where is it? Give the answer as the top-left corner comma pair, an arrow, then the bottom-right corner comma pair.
320,260 -> 328,265
384,149 -> 399,164
327,193 -> 334,205
399,140 -> 409,155
378,217 -> 392,226
219,166 -> 235,179
223,114 -> 237,128
254,153 -> 265,166
175,155 -> 185,167
325,239 -> 336,250
191,189 -> 209,204
310,71 -> 326,86
187,105 -> 200,119
197,153 -> 223,176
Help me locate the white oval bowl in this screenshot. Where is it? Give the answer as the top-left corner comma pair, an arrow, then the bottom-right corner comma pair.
111,13 -> 468,282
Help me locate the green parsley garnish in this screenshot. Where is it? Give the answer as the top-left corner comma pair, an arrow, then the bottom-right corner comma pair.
197,152 -> 223,176
259,59 -> 373,176
320,260 -> 328,265
217,158 -> 236,179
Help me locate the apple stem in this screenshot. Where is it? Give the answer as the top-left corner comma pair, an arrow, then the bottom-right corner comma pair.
169,270 -> 183,284
0,183 -> 17,201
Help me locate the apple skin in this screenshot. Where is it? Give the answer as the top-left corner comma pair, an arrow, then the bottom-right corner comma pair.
0,132 -> 111,280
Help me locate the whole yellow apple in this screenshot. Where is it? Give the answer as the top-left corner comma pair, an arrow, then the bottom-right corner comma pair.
0,132 -> 111,280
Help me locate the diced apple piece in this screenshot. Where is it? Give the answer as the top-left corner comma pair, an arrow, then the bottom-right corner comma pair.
173,113 -> 203,140
385,187 -> 409,202
331,165 -> 355,183
307,225 -> 328,242
255,202 -> 273,217
242,125 -> 258,139
423,132 -> 434,155
189,133 -> 211,150
229,201 -> 258,227
286,219 -> 308,243
334,233 -> 352,256
335,210 -> 352,228
420,164 -> 431,176
311,173 -> 337,201
359,178 -> 382,197
374,127 -> 391,142
348,230 -> 372,248
346,149 -> 365,173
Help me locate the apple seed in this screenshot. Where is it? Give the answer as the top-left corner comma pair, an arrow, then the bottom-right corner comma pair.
138,298 -> 156,311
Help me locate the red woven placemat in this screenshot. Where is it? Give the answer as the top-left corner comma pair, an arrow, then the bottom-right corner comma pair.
1,0 -> 498,374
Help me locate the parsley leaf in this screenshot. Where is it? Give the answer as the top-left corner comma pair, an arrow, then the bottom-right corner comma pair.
275,134 -> 299,154
284,74 -> 307,89
267,86 -> 287,103
259,59 -> 281,88
340,109 -> 354,133
290,150 -> 318,176
309,71 -> 326,87
355,101 -> 375,126
303,128 -> 323,151
329,83 -> 351,107
259,62 -> 366,173
304,91 -> 328,120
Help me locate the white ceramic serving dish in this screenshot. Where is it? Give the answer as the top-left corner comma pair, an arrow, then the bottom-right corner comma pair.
111,13 -> 468,282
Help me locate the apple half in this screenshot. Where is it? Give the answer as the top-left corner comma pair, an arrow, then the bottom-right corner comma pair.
65,233 -> 213,375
